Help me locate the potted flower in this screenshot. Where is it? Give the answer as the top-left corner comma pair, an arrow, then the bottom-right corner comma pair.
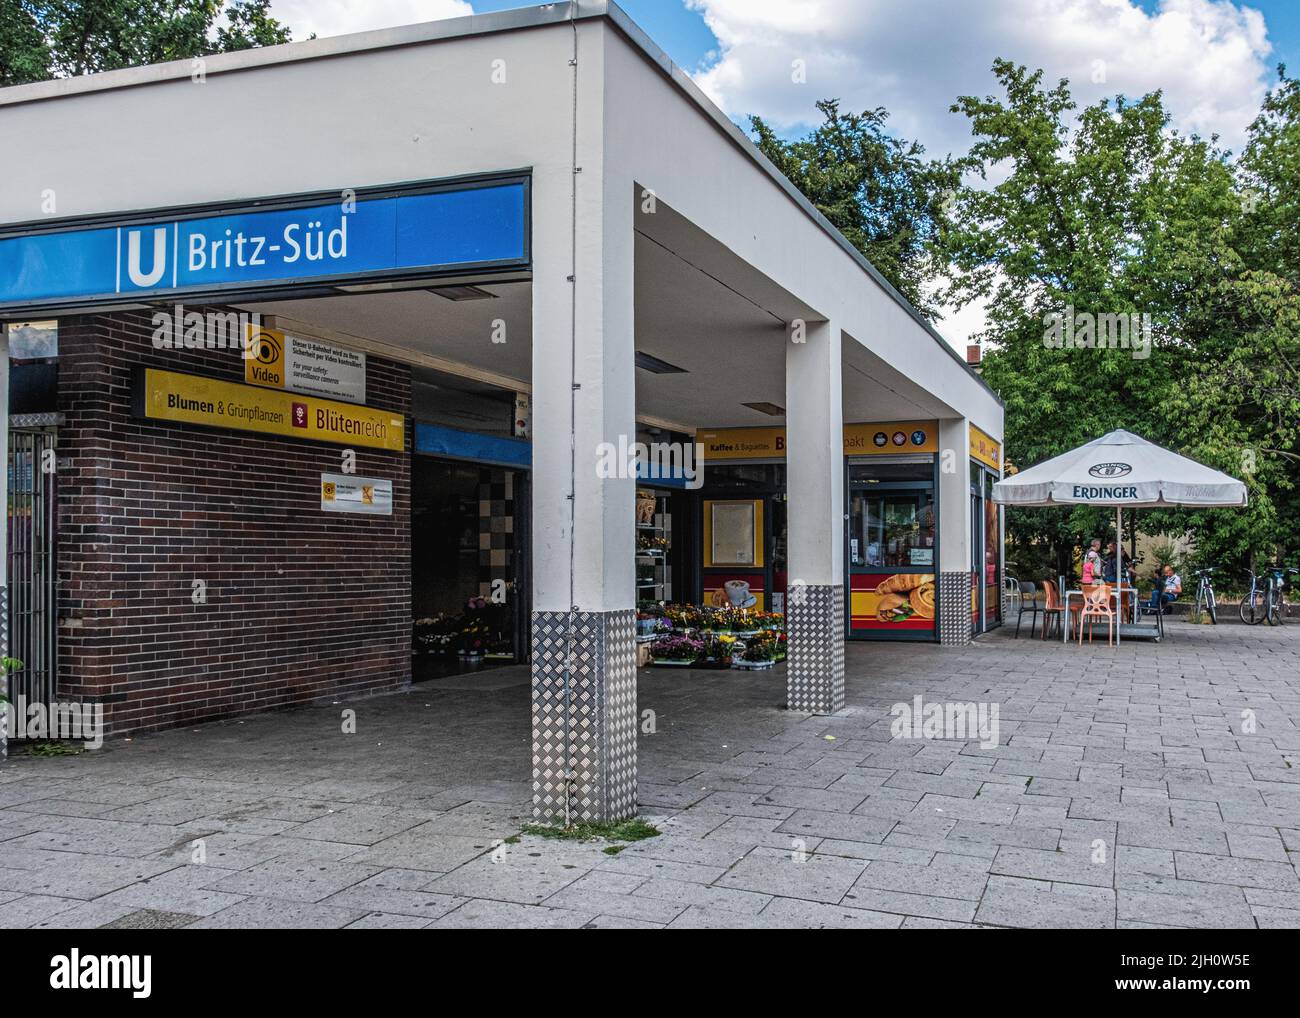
734,632 -> 779,669
458,618 -> 487,660
651,633 -> 702,666
697,633 -> 735,669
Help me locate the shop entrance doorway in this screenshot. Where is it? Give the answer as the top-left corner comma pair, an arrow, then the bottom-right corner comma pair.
846,459 -> 938,641
411,456 -> 526,675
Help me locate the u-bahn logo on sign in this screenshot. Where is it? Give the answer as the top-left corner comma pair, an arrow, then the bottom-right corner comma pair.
1088,462 -> 1132,478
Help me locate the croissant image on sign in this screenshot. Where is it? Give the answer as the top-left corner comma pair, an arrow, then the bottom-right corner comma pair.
873,573 -> 936,623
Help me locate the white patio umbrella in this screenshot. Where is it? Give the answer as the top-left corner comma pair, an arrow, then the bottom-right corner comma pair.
992,429 -> 1247,638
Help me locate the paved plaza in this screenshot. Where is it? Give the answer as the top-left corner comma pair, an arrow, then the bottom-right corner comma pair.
2,621 -> 1299,929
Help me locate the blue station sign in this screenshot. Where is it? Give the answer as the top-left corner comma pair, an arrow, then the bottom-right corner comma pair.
0,175 -> 529,312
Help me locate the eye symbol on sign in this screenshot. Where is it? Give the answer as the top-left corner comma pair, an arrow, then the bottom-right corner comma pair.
251,331 -> 282,366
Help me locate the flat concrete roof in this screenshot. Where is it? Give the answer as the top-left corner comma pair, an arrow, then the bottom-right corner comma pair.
0,0 -> 1000,407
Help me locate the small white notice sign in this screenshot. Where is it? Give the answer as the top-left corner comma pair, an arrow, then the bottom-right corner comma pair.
320,473 -> 392,515
286,336 -> 366,404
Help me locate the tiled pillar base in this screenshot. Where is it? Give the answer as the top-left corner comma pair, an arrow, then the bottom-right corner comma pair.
939,571 -> 972,646
786,584 -> 845,714
531,609 -> 637,824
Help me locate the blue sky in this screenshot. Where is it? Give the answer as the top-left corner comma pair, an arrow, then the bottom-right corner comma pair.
270,0 -> 1300,345
467,0 -> 1300,92
452,1 -> 1300,159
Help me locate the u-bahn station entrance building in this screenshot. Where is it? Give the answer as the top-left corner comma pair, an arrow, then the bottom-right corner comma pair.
0,2 -> 1002,822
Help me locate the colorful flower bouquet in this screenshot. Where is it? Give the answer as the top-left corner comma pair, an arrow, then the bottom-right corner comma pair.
413,614 -> 461,657
651,633 -> 703,665
726,630 -> 777,669
696,633 -> 736,668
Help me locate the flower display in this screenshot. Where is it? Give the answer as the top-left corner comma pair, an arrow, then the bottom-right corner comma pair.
651,633 -> 703,662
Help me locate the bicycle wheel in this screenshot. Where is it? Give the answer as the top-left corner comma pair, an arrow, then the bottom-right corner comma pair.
1240,591 -> 1264,625
1267,589 -> 1282,626
1207,588 -> 1217,625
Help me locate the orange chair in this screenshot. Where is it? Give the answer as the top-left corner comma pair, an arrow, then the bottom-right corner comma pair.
1041,580 -> 1065,640
1077,583 -> 1115,645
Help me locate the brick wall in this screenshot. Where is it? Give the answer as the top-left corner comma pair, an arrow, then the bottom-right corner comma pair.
55,308 -> 412,734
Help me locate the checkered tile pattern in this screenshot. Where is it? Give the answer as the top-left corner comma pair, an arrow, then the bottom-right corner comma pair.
531,609 -> 638,823
786,584 -> 845,714
477,469 -> 515,597
939,571 -> 973,646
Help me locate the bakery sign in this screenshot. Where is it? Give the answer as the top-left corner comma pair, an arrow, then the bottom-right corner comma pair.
245,325 -> 366,405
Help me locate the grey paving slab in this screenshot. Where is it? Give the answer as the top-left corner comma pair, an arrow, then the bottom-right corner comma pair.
715,846 -> 866,904
287,806 -> 434,846
430,898 -> 594,928
202,856 -> 384,903
4,623 -> 1300,928
188,896 -> 366,929
974,875 -> 1115,929
422,841 -> 594,904
1116,882 -> 1256,929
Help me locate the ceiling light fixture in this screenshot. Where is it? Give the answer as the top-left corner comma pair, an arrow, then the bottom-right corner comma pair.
427,285 -> 497,301
635,351 -> 687,374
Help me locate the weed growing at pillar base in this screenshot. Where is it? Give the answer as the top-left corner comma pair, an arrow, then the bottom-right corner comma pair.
1042,305 -> 1151,360
150,304 -> 262,355
890,695 -> 1000,749
5,696 -> 104,748
595,436 -> 705,489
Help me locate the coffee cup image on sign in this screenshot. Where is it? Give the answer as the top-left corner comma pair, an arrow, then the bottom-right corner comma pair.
873,573 -> 936,622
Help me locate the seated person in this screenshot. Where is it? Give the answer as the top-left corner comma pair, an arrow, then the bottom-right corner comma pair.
1145,565 -> 1182,612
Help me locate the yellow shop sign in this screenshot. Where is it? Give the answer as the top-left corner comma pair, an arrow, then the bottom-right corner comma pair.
970,423 -> 1001,471
699,421 -> 938,460
135,368 -> 404,452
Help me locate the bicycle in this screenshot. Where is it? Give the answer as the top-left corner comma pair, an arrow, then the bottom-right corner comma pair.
1240,571 -> 1268,625
1265,566 -> 1298,626
1192,568 -> 1217,624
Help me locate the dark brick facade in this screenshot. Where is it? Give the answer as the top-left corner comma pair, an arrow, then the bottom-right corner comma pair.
55,308 -> 411,734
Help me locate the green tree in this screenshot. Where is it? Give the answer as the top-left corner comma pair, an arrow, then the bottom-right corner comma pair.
0,0 -> 294,87
750,99 -> 965,318
943,60 -> 1295,577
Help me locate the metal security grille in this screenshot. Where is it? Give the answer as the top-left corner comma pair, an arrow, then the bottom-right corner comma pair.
7,425 -> 58,713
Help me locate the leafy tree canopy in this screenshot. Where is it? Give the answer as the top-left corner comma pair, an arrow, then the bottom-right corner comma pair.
0,0 -> 294,87
750,99 -> 964,318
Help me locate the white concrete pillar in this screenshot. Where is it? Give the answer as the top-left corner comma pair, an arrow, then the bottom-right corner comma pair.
784,319 -> 845,713
937,417 -> 972,645
528,31 -> 637,824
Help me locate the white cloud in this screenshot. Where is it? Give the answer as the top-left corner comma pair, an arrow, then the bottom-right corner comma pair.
269,0 -> 473,42
689,0 -> 1273,158
689,0 -> 1274,348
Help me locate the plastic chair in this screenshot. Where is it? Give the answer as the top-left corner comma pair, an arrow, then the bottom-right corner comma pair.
1013,581 -> 1040,637
1042,579 -> 1066,640
1004,575 -> 1022,616
1078,583 -> 1115,645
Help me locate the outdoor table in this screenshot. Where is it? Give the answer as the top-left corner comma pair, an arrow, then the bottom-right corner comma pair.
1062,585 -> 1138,644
